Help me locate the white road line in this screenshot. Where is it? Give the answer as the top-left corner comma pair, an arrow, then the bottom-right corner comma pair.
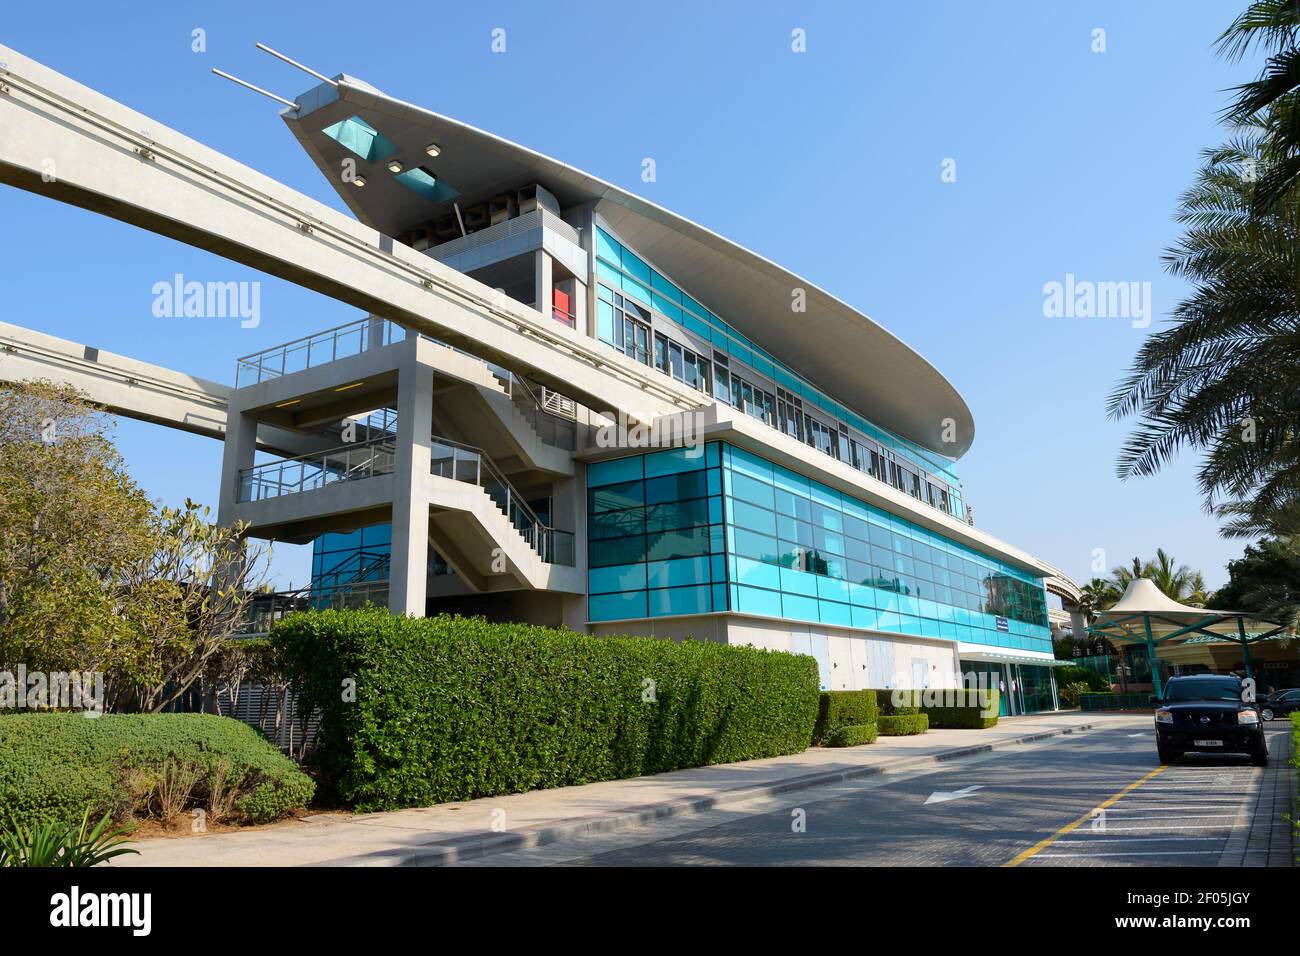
1100,824 -> 1237,832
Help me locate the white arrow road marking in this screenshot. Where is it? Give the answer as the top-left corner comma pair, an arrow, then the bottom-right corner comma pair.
924,785 -> 984,805
1127,733 -> 1149,737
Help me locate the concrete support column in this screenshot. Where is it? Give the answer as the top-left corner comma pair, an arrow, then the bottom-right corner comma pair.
389,353 -> 435,617
534,249 -> 553,320
217,406 -> 259,527
572,278 -> 588,334
1069,607 -> 1088,644
366,313 -> 387,350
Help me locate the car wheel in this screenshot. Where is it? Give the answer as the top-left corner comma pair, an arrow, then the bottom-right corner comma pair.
1261,708 -> 1274,721
1158,746 -> 1180,765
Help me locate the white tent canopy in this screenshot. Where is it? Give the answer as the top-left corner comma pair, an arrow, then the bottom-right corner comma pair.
1087,578 -> 1288,692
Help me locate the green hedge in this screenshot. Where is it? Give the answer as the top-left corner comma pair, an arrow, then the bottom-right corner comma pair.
874,688 -> 1000,728
824,723 -> 878,747
0,713 -> 315,829
875,689 -> 919,716
271,609 -> 820,811
877,713 -> 929,736
813,690 -> 879,743
1054,665 -> 1110,693
1080,692 -> 1151,712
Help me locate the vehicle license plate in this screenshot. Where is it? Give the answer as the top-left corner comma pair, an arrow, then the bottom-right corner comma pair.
1193,739 -> 1223,747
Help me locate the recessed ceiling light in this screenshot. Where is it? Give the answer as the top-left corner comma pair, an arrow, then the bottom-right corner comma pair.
424,142 -> 441,158
334,381 -> 365,392
352,175 -> 367,187
386,160 -> 403,174
274,399 -> 301,408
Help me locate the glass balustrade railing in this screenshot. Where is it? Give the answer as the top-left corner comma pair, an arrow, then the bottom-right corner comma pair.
235,318 -> 573,450
236,432 -> 574,566
238,438 -> 396,502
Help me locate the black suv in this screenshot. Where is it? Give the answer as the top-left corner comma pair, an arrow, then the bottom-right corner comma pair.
1153,675 -> 1267,766
1257,688 -> 1300,721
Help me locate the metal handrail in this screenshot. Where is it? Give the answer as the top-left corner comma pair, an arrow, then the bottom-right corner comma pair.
507,372 -> 577,449
237,436 -> 396,502
235,316 -> 408,387
235,315 -> 577,448
428,433 -> 575,565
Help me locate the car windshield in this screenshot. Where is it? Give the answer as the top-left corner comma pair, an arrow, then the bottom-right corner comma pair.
1163,678 -> 1242,703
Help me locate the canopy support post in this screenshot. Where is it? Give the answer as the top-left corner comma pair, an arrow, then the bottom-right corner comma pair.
1237,617 -> 1254,683
1144,614 -> 1162,698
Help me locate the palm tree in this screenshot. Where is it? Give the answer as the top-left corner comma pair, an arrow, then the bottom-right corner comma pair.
1109,122 -> 1300,536
1105,550 -> 1209,607
1217,1 -> 1300,212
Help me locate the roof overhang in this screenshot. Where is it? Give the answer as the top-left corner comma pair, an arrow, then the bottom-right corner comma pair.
281,77 -> 975,457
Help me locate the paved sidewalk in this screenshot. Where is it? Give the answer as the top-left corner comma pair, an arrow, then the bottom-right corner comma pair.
1220,723 -> 1297,867
116,711 -> 1141,867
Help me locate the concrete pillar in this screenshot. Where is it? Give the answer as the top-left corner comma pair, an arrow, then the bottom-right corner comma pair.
534,249 -> 553,320
389,353 -> 435,617
217,406 -> 259,528
572,278 -> 588,333
1069,607 -> 1088,644
366,313 -> 387,350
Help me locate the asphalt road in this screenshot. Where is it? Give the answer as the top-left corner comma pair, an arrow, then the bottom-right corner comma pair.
451,721 -> 1293,867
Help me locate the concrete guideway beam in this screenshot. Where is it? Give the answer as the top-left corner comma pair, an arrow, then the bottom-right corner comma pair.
0,319 -> 330,458
0,45 -> 705,431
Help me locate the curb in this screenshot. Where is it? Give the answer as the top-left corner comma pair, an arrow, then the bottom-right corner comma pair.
327,720 -> 1100,867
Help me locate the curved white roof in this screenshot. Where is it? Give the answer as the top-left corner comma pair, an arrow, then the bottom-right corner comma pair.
283,77 -> 975,456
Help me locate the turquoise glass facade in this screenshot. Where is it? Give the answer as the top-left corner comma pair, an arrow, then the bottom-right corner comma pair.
722,443 -> 1048,652
587,443 -> 728,621
587,441 -> 1050,657
594,225 -> 959,488
312,523 -> 392,588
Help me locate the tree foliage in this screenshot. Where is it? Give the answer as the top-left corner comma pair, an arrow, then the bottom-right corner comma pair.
0,381 -> 270,712
1208,536 -> 1300,634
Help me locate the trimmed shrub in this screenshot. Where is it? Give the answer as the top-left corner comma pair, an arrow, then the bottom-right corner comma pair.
1054,665 -> 1110,693
823,722 -> 878,747
271,609 -> 820,811
875,689 -> 919,716
877,713 -> 929,736
0,713 -> 315,829
873,688 -> 999,729
813,690 -> 879,743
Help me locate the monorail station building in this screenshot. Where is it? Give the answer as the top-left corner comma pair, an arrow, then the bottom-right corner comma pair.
0,44 -> 1073,711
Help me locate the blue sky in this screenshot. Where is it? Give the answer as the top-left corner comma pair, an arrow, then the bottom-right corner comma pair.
0,1 -> 1262,590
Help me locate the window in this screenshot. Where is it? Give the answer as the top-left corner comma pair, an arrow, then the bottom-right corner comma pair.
805,415 -> 837,458
608,291 -> 650,365
713,353 -> 731,404
654,332 -> 712,396
732,373 -> 773,425
777,388 -> 804,443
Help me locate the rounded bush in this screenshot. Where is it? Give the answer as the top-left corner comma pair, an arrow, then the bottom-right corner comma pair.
823,722 -> 878,747
876,713 -> 929,736
0,713 -> 314,828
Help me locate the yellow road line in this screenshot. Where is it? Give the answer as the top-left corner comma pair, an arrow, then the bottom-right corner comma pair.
1002,766 -> 1168,867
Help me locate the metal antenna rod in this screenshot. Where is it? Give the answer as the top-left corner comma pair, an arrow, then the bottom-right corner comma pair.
211,68 -> 300,110
255,42 -> 338,87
